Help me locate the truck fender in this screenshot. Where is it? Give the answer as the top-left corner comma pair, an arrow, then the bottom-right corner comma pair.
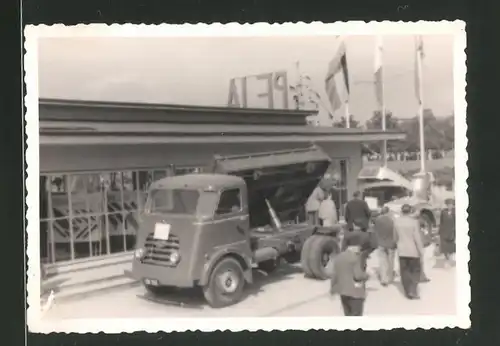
199,250 -> 253,287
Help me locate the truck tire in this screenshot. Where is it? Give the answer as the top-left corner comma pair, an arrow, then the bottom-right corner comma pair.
306,235 -> 339,280
300,236 -> 317,277
203,257 -> 245,308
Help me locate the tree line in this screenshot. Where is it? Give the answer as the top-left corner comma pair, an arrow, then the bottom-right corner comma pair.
333,109 -> 454,153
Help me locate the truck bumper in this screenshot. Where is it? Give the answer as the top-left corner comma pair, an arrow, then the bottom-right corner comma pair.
131,260 -> 196,288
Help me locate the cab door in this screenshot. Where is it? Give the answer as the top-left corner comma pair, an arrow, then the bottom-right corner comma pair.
212,187 -> 252,257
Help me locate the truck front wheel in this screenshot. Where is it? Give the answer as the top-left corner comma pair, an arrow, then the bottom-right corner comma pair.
305,235 -> 339,280
203,257 -> 245,308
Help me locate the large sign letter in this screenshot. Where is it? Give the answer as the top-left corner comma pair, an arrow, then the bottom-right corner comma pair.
241,77 -> 248,107
274,71 -> 289,109
227,78 -> 240,107
256,73 -> 274,109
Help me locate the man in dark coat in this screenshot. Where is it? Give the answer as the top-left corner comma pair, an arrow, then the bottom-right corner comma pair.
345,191 -> 371,232
439,198 -> 456,268
330,232 -> 370,316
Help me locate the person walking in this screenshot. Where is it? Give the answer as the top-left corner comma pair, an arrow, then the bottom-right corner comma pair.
394,204 -> 425,300
318,190 -> 338,227
330,232 -> 370,316
439,198 -> 456,268
373,206 -> 397,286
305,185 -> 324,226
345,191 -> 371,232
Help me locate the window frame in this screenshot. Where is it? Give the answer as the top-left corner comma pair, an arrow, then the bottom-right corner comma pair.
214,187 -> 243,217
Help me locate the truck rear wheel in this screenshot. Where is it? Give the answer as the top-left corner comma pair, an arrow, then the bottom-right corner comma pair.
305,235 -> 339,280
203,257 -> 245,308
300,236 -> 317,277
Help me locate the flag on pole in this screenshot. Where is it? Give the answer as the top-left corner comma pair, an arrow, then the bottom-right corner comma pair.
415,36 -> 425,105
374,36 -> 384,108
325,41 -> 350,112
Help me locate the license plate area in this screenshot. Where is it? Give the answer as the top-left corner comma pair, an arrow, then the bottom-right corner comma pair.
144,278 -> 159,286
154,223 -> 171,240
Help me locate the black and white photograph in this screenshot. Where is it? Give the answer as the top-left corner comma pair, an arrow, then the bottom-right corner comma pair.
25,22 -> 468,332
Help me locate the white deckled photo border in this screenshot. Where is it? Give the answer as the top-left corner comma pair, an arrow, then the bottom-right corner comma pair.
25,21 -> 469,333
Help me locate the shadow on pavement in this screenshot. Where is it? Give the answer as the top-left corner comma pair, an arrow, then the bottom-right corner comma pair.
393,280 -> 408,298
243,263 -> 304,299
41,278 -> 70,295
137,263 -> 304,309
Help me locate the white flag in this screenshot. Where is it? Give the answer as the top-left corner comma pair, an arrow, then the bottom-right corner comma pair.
374,36 -> 384,108
415,36 -> 425,105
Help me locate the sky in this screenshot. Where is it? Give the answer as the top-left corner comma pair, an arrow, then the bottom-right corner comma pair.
38,34 -> 455,125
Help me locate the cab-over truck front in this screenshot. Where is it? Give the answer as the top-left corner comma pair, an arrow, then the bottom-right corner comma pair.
131,146 -> 342,308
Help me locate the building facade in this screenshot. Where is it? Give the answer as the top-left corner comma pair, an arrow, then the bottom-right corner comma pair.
39,99 -> 405,267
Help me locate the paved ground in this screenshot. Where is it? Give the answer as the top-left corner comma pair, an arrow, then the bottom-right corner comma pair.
42,245 -> 456,319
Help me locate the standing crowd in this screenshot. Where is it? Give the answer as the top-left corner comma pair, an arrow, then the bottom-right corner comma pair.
305,185 -> 456,316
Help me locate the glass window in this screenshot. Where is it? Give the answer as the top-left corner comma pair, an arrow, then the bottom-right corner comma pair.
121,171 -> 140,251
50,175 -> 67,193
151,170 -> 168,183
324,159 -> 348,217
103,172 -> 123,211
40,167 -> 195,265
122,171 -> 138,211
216,189 -> 241,215
148,189 -> 200,215
175,166 -> 203,175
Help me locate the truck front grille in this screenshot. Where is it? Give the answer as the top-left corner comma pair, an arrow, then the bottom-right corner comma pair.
142,233 -> 180,267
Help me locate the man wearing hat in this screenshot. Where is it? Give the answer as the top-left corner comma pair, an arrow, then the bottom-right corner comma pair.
330,231 -> 370,316
394,203 -> 425,299
318,189 -> 338,227
438,198 -> 456,268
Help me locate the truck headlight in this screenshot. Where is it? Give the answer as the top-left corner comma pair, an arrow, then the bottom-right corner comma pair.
169,251 -> 181,264
134,248 -> 145,259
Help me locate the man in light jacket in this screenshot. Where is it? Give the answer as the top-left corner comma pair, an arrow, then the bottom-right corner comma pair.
306,185 -> 325,225
394,204 -> 425,300
373,206 -> 397,286
318,190 -> 338,227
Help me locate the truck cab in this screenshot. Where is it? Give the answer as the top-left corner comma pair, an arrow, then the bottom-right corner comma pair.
131,146 -> 342,308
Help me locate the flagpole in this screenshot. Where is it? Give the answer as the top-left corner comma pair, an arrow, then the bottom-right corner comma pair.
418,98 -> 426,173
345,102 -> 350,128
296,61 -> 303,110
380,37 -> 388,166
417,38 -> 426,173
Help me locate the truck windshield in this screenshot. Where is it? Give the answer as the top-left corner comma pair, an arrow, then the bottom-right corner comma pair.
147,188 -> 200,215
